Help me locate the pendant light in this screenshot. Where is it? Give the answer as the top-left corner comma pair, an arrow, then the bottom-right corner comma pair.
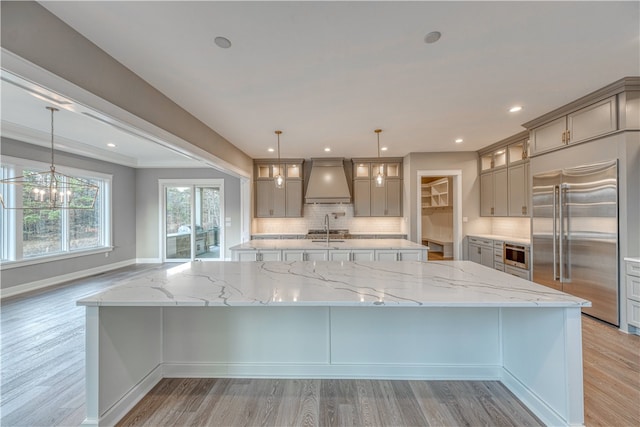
374,129 -> 385,187
274,130 -> 284,189
0,107 -> 99,210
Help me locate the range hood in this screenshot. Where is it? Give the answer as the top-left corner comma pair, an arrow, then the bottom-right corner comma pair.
305,158 -> 351,204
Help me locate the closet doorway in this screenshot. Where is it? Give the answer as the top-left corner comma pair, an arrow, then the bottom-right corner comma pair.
417,170 -> 462,260
161,179 -> 224,262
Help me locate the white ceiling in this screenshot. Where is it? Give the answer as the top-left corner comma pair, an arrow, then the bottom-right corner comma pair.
6,1 -> 640,164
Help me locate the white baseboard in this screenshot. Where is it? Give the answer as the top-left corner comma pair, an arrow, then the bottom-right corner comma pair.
0,259 -> 137,299
135,258 -> 163,264
501,367 -> 574,427
84,364 -> 163,427
163,362 -> 501,380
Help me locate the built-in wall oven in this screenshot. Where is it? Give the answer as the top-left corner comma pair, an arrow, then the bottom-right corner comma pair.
504,243 -> 529,270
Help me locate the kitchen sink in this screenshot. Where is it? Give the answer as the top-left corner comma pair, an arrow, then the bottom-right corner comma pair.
312,239 -> 345,243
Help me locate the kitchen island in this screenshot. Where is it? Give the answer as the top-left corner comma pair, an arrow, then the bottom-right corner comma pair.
78,260 -> 589,426
230,238 -> 429,261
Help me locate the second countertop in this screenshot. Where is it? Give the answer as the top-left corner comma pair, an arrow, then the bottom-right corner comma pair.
230,238 -> 428,251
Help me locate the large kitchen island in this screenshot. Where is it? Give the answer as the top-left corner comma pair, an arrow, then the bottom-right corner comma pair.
78,260 -> 590,426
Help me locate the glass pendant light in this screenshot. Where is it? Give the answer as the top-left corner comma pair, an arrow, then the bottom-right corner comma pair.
374,129 -> 385,187
274,130 -> 284,189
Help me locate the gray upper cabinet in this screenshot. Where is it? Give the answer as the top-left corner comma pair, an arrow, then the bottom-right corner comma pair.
478,132 -> 529,218
352,158 -> 403,217
353,180 -> 371,217
529,96 -> 618,156
254,159 -> 304,218
508,162 -> 529,217
480,169 -> 508,217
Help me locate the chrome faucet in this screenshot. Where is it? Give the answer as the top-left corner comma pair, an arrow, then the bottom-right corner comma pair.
324,214 -> 330,244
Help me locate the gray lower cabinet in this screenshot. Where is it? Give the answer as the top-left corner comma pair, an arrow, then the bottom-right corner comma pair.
282,249 -> 328,261
375,249 -> 425,261
328,249 -> 375,261
236,250 -> 282,261
480,170 -> 508,217
504,265 -> 530,280
626,259 -> 640,329
468,237 -> 494,268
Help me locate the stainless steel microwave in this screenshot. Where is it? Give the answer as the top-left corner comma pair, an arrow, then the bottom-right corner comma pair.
504,243 -> 529,270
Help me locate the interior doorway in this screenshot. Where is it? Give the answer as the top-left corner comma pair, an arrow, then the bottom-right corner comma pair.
161,179 -> 224,262
416,170 -> 462,260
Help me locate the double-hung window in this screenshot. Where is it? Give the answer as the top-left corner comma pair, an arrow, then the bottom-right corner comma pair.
0,156 -> 112,267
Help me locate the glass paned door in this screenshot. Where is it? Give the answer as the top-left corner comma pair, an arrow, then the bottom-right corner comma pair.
165,186 -> 192,260
163,181 -> 223,262
194,186 -> 221,260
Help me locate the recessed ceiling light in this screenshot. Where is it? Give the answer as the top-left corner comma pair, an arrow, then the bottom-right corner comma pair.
381,147 -> 388,151
214,36 -> 232,49
324,147 -> 331,152
107,143 -> 117,148
267,148 -> 275,152
424,31 -> 442,44
455,138 -> 463,144
509,105 -> 523,113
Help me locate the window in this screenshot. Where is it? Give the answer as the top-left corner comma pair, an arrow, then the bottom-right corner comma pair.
0,156 -> 111,266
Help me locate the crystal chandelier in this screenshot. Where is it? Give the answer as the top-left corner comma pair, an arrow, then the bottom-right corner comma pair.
0,107 -> 99,210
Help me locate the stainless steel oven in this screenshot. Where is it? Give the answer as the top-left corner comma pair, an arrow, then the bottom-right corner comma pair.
504,243 -> 529,269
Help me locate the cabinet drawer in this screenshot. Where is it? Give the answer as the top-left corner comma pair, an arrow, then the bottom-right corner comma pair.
469,237 -> 493,247
626,261 -> 640,277
627,274 -> 640,302
504,265 -> 530,280
627,299 -> 640,328
494,262 -> 505,272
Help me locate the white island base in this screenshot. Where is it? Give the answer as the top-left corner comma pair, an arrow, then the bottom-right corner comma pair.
79,261 -> 589,426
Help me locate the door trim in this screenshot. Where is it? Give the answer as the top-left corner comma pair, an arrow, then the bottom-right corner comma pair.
416,170 -> 463,260
159,179 -> 225,262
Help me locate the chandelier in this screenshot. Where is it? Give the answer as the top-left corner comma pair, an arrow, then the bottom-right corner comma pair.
0,107 -> 99,210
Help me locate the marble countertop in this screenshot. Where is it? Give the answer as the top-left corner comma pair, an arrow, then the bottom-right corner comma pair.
230,239 -> 427,251
78,260 -> 590,308
468,234 -> 531,245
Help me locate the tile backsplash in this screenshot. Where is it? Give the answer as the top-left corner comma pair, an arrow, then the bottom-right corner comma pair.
491,217 -> 530,239
253,204 -> 404,234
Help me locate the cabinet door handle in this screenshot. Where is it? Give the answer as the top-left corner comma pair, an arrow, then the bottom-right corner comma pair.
566,130 -> 570,142
561,131 -> 566,143
490,207 -> 494,215
397,252 -> 401,261
478,247 -> 481,254
522,205 -> 527,215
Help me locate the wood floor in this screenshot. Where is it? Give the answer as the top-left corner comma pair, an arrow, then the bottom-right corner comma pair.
117,378 -> 543,427
1,263 -> 638,426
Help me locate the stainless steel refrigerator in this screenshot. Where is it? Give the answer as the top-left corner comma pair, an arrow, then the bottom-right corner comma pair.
532,160 -> 618,325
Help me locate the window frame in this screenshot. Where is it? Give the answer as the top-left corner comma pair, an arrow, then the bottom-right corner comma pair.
0,155 -> 112,269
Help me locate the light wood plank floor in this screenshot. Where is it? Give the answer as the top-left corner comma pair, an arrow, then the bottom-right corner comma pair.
1,264 -> 638,426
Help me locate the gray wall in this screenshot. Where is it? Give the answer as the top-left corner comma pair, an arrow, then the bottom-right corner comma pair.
1,138 -> 137,290
1,1 -> 252,176
404,151 -> 491,243
136,168 -> 242,260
